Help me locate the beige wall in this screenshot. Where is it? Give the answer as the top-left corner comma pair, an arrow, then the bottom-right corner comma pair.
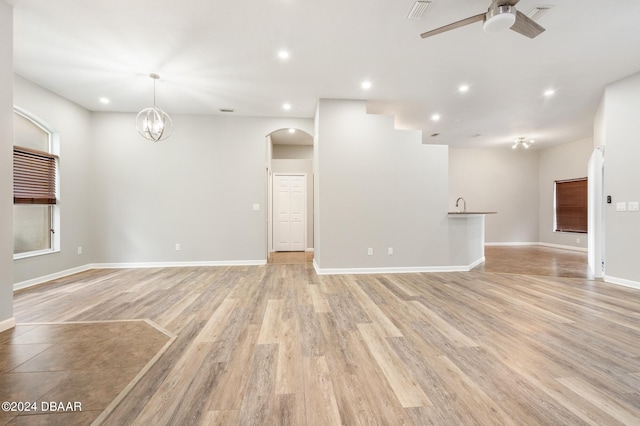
600,71 -> 640,285
538,137 -> 593,249
12,75 -> 93,284
449,147 -> 539,244
0,0 -> 13,325
315,99 -> 475,271
272,144 -> 313,160
90,112 -> 313,264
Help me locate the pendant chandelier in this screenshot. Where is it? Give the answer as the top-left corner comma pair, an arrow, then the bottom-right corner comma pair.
135,73 -> 173,142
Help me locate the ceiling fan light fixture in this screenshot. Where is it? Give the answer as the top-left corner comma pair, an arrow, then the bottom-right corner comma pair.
512,137 -> 535,149
483,5 -> 516,33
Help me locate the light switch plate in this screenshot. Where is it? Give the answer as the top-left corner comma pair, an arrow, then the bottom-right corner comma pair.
616,202 -> 627,212
629,201 -> 640,212
252,204 -> 260,211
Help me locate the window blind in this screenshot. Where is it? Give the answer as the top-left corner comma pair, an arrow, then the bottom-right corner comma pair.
555,178 -> 587,233
13,146 -> 58,205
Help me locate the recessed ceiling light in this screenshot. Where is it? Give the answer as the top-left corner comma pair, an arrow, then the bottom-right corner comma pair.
361,81 -> 372,90
99,97 -> 109,104
544,89 -> 555,97
458,84 -> 469,93
431,113 -> 441,121
282,103 -> 291,111
288,128 -> 296,134
278,50 -> 290,60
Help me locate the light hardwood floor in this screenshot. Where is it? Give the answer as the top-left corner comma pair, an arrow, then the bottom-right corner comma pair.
2,248 -> 640,425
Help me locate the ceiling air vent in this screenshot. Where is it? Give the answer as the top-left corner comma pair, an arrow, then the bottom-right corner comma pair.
526,5 -> 552,21
219,108 -> 234,113
407,1 -> 432,20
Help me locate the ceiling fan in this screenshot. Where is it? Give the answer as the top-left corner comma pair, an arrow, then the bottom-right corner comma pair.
420,0 -> 545,39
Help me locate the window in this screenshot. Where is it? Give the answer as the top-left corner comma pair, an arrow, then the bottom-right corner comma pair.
13,109 -> 59,257
554,178 -> 587,234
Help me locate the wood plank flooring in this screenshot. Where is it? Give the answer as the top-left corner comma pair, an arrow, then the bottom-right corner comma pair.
2,248 -> 640,425
475,245 -> 592,279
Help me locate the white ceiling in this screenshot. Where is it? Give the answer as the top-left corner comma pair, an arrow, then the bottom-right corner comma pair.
9,0 -> 640,149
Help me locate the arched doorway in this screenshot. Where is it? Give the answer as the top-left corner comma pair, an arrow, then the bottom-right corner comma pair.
266,128 -> 314,263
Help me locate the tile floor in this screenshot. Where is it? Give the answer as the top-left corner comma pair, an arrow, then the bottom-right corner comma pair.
0,321 -> 170,425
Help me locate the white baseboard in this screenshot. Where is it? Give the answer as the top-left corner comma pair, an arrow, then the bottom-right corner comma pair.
313,257 -> 485,276
485,242 -> 538,247
603,274 -> 640,290
94,260 -> 267,269
485,242 -> 587,253
537,242 -> 588,253
14,264 -> 94,291
0,317 -> 16,333
13,260 -> 268,291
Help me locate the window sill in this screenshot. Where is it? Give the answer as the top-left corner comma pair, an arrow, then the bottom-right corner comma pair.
14,248 -> 60,260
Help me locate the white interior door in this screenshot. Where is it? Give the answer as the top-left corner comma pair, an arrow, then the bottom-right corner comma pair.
274,174 -> 306,252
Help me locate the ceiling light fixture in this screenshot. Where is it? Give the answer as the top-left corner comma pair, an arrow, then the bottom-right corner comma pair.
135,73 -> 173,142
458,84 -> 469,93
99,97 -> 110,104
512,137 -> 535,149
361,81 -> 372,90
278,50 -> 290,60
431,113 -> 441,121
544,89 -> 556,97
282,103 -> 291,110
483,4 -> 516,33
288,128 -> 296,134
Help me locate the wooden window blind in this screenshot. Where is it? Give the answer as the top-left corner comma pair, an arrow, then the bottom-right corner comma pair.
555,178 -> 587,233
13,146 -> 58,205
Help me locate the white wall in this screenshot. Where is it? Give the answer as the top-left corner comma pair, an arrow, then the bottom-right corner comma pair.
0,0 -> 13,327
90,112 -> 313,264
271,159 -> 314,249
272,144 -> 313,160
449,148 -> 539,244
538,137 -> 593,249
601,71 -> 640,285
315,99 -> 474,271
12,75 -> 93,284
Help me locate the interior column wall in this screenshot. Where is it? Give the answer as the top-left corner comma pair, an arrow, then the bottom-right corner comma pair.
0,0 -> 13,327
602,71 -> 640,286
315,99 -> 459,271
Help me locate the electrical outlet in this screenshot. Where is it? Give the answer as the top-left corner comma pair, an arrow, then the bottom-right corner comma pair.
367,248 -> 373,256
629,201 -> 639,212
252,204 -> 260,211
616,202 -> 627,212
576,238 -> 580,244
175,243 -> 181,251
388,247 -> 393,255
77,246 -> 82,255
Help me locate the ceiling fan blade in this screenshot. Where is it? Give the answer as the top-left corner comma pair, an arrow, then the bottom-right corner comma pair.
510,10 -> 545,38
497,0 -> 520,6
420,13 -> 485,39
